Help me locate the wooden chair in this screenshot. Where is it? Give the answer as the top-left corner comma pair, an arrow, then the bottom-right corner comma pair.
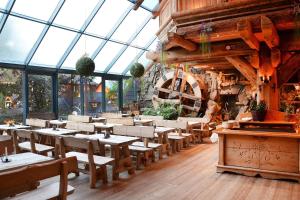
57,136 -> 114,188
26,118 -> 48,129
12,129 -> 54,156
68,115 -> 92,123
113,125 -> 161,169
0,156 -> 78,200
66,121 -> 95,134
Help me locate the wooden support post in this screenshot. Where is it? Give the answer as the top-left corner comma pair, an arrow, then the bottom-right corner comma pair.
237,20 -> 260,50
249,51 -> 260,69
225,56 -> 257,85
271,48 -> 281,68
165,32 -> 198,52
261,16 -> 279,49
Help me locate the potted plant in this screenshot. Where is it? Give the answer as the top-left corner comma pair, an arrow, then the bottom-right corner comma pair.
76,55 -> 95,77
250,100 -> 267,121
285,104 -> 295,121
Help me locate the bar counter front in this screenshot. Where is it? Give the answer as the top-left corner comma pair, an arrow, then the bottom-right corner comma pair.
214,127 -> 300,182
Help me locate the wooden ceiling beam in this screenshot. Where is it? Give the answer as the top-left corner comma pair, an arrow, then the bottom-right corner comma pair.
133,0 -> 144,10
146,40 -> 255,64
225,56 -> 257,85
165,32 -> 198,52
278,54 -> 300,87
261,16 -> 280,48
271,48 -> 281,68
248,51 -> 260,69
237,20 -> 260,50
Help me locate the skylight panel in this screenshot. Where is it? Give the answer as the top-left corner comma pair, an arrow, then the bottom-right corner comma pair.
0,16 -> 44,64
30,27 -> 77,67
62,35 -> 104,69
0,0 -> 9,10
142,0 -> 159,11
85,0 -> 132,37
109,46 -> 142,74
110,7 -> 150,43
53,0 -> 100,30
94,41 -> 124,72
12,0 -> 60,21
131,18 -> 159,48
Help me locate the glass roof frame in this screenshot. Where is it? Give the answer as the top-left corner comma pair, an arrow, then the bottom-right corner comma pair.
0,0 -> 158,77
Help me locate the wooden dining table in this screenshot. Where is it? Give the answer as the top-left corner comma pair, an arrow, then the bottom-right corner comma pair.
49,120 -> 69,128
76,133 -> 139,180
0,124 -> 31,135
0,152 -> 53,173
133,119 -> 153,126
93,122 -> 122,133
91,117 -> 107,123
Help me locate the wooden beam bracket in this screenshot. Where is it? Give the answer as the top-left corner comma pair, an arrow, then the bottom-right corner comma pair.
165,32 -> 198,52
237,20 -> 260,51
261,15 -> 279,48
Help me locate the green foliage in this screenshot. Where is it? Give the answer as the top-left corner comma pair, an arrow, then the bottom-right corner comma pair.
249,99 -> 267,112
76,56 -> 95,76
130,63 -> 145,78
249,99 -> 257,111
142,103 -> 182,120
142,106 -> 158,116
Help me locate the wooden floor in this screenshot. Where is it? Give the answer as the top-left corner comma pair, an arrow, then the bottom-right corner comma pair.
63,141 -> 300,200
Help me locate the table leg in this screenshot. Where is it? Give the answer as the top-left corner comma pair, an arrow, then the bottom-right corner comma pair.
112,145 -> 120,180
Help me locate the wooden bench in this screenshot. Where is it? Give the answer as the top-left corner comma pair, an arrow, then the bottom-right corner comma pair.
113,125 -> 162,169
57,136 -> 114,188
0,135 -> 13,155
0,156 -> 78,200
12,129 -> 54,156
107,117 -> 134,126
68,115 -> 92,123
66,121 -> 95,135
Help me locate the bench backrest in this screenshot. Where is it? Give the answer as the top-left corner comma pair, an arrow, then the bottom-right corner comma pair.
113,125 -> 154,138
68,115 -> 91,123
140,115 -> 163,122
66,121 -> 95,133
26,118 -> 48,128
0,157 -> 78,199
28,112 -> 56,120
101,112 -> 122,118
58,136 -> 105,161
107,117 -> 134,126
155,120 -> 187,130
12,129 -> 37,153
177,117 -> 209,124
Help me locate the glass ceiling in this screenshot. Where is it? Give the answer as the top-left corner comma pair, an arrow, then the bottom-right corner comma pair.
0,0 -> 159,76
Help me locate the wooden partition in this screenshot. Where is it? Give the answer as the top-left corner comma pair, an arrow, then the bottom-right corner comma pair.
68,115 -> 91,123
26,118 -> 48,128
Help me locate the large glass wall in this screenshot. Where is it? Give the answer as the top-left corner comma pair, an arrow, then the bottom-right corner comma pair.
84,77 -> 102,115
28,74 -> 52,113
105,80 -> 119,112
123,78 -> 137,109
0,68 -> 23,124
58,74 -> 81,117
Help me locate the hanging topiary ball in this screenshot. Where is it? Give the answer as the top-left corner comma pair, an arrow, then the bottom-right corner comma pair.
76,56 -> 95,76
130,62 -> 145,78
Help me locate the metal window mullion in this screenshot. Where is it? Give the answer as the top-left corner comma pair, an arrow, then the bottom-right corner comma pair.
91,5 -> 133,60
101,77 -> 106,112
0,0 -> 15,34
104,16 -> 152,73
57,0 -> 106,69
22,70 -> 29,124
24,0 -> 65,67
118,78 -> 123,111
122,36 -> 156,75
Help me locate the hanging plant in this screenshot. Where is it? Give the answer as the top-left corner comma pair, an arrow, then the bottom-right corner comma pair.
130,62 -> 145,78
76,56 -> 95,77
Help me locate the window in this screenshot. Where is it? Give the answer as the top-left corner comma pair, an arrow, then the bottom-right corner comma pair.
83,77 -> 102,115
105,80 -> 119,112
142,0 -> 159,11
110,8 -> 150,43
131,18 -> 159,48
0,16 -> 44,64
0,68 -> 23,124
94,41 -> 124,72
0,0 -> 9,9
85,0 -> 132,37
28,74 -> 52,113
53,0 -> 100,30
58,74 -> 81,117
30,27 -> 77,67
109,46 -> 142,74
123,78 -> 137,109
62,35 -> 104,69
12,0 -> 59,21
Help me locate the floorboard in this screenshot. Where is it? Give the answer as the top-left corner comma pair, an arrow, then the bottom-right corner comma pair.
59,141 -> 300,200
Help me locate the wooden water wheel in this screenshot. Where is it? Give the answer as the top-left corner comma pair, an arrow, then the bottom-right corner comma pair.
152,65 -> 206,115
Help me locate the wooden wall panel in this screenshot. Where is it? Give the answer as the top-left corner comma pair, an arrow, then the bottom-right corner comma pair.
177,0 -> 250,12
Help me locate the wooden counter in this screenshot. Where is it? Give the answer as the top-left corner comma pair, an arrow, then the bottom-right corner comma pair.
214,128 -> 300,182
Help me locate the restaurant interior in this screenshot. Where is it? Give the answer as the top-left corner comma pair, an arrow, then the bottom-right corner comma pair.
0,0 -> 300,199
